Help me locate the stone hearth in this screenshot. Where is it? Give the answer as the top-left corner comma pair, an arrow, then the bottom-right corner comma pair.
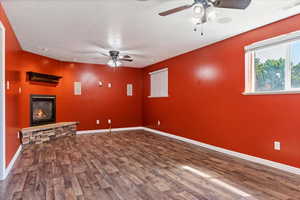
21,122 -> 78,145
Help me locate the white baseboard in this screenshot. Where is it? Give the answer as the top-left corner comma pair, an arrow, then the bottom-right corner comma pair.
2,145 -> 22,180
143,127 -> 300,175
76,126 -> 144,135
14,125 -> 297,176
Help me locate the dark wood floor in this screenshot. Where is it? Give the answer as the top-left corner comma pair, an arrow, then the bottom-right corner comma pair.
1,130 -> 300,200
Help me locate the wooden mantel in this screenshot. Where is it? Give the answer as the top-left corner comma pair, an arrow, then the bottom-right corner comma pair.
27,71 -> 62,84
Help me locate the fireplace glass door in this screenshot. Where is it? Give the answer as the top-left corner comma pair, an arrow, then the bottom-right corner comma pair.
30,95 -> 56,126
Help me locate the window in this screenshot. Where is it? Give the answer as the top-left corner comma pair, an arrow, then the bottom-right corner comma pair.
149,68 -> 168,98
244,31 -> 300,95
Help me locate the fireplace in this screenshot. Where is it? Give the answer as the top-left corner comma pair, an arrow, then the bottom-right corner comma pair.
30,95 -> 56,126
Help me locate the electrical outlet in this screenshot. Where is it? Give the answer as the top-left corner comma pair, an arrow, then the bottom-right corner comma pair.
274,141 -> 281,150
157,120 -> 161,126
108,119 -> 112,124
96,120 -> 100,125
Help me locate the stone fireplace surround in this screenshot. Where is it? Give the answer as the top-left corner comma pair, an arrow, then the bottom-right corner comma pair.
21,122 -> 78,145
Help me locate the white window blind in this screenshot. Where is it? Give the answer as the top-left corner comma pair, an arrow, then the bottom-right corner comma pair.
149,68 -> 168,97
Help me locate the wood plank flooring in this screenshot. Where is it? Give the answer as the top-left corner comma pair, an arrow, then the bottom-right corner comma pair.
1,130 -> 300,200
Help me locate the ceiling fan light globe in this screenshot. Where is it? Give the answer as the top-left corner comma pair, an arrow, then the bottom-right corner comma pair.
107,59 -> 116,67
192,4 -> 204,19
206,6 -> 216,21
116,60 -> 122,67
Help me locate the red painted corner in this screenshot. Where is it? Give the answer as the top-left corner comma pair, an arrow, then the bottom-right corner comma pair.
143,14 -> 300,169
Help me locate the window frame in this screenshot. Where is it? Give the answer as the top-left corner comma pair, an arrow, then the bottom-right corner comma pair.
148,68 -> 169,98
244,31 -> 300,95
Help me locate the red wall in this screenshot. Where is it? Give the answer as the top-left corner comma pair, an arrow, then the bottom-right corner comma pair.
143,14 -> 300,169
18,53 -> 143,130
0,5 -> 143,167
0,5 -> 22,167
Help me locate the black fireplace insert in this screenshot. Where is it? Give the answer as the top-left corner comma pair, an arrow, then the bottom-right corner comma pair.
30,95 -> 56,126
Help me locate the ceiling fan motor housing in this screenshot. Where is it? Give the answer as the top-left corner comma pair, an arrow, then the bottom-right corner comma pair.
109,50 -> 120,60
196,0 -> 210,8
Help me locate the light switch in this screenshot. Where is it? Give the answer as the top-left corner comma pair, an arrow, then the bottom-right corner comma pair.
74,82 -> 81,95
274,141 -> 281,151
6,81 -> 9,90
127,84 -> 133,96
108,83 -> 112,88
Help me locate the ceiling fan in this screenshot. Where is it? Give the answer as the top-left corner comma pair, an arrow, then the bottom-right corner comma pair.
101,50 -> 133,67
86,50 -> 133,67
159,0 -> 252,23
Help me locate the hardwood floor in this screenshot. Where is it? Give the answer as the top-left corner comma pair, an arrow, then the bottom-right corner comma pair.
1,130 -> 300,200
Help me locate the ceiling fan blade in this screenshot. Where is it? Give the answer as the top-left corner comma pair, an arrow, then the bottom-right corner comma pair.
212,0 -> 251,9
100,52 -> 109,57
120,55 -> 131,59
119,58 -> 133,62
71,50 -> 98,54
283,0 -> 300,10
159,4 -> 193,16
89,57 -> 106,59
71,50 -> 109,57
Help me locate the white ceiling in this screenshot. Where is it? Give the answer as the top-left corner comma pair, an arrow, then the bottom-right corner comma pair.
2,0 -> 300,68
